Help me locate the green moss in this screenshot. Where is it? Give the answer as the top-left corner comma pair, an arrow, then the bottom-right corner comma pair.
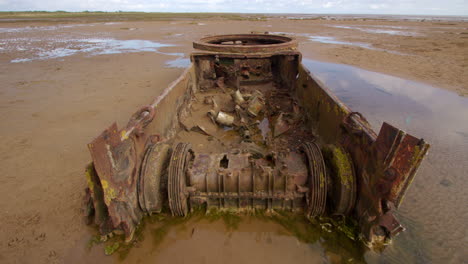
206,209 -> 242,230
116,219 -> 147,260
84,164 -> 96,192
104,242 -> 120,256
410,145 -> 422,167
320,173 -> 325,188
323,145 -> 354,189
326,216 -> 359,241
245,209 -> 360,245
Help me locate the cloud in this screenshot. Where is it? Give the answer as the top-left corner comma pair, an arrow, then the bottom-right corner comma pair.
369,4 -> 387,10
0,0 -> 466,15
322,1 -> 342,8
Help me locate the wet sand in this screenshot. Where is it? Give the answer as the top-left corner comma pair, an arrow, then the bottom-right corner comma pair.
0,15 -> 467,263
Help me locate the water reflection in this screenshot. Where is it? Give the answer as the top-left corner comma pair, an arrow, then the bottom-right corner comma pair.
329,25 -> 421,36
272,32 -> 406,55
308,36 -> 373,49
165,57 -> 191,68
302,59 -> 468,138
302,59 -> 468,263
8,38 -> 175,63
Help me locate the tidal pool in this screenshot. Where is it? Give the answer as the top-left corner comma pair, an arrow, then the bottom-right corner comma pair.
7,38 -> 175,63
308,36 -> 373,49
164,56 -> 191,68
303,59 -> 468,263
329,25 -> 421,36
272,32 -> 406,55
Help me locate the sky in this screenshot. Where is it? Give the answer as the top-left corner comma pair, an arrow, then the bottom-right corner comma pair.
0,0 -> 467,16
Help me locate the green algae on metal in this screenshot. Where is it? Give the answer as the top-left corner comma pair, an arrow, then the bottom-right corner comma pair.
86,212 -> 148,260
322,145 -> 354,188
104,242 -> 120,256
205,208 -> 243,230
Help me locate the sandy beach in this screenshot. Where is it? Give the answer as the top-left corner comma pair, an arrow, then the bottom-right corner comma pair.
0,14 -> 467,263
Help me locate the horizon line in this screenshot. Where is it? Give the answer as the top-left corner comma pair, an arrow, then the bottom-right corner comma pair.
0,11 -> 467,17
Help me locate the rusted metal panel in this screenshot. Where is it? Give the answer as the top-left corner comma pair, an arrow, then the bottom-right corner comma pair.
374,123 -> 430,207
193,34 -> 298,54
87,123 -> 145,240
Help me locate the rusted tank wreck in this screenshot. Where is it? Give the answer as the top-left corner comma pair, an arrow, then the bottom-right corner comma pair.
83,34 -> 430,249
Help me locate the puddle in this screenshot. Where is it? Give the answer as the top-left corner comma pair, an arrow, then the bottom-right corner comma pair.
165,57 -> 191,68
308,35 -> 373,49
272,32 -> 406,55
303,58 -> 468,263
274,31 -> 365,46
308,35 -> 407,55
302,59 -> 468,133
330,25 -> 421,36
6,38 -> 176,63
0,23 -> 95,33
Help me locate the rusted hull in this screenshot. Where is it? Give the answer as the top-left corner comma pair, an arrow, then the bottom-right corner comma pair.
83,34 -> 429,249
295,63 -> 429,247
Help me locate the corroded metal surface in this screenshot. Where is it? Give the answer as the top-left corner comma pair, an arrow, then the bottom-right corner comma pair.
138,142 -> 170,214
185,149 -> 314,211
168,143 -> 193,216
87,123 -> 144,240
322,145 -> 357,216
83,33 -> 430,250
301,142 -> 328,217
295,62 -> 430,247
374,122 -> 429,207
193,34 -> 298,53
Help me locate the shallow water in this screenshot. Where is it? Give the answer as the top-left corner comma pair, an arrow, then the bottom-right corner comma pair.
165,57 -> 191,68
0,23 -> 183,63
6,38 -> 175,63
0,23 -> 94,33
308,36 -> 373,49
329,25 -> 421,36
272,32 -> 406,55
303,59 -> 468,263
308,36 -> 407,55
